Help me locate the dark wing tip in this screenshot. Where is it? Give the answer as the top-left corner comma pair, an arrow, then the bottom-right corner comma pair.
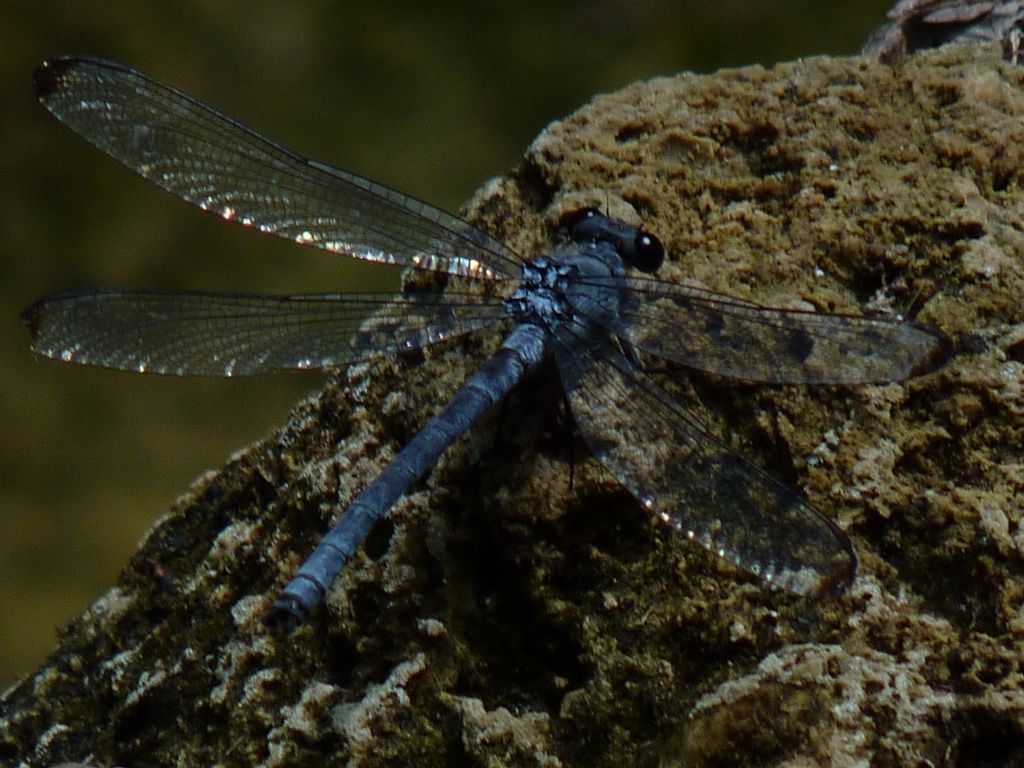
20,300 -> 45,339
33,57 -> 77,102
775,514 -> 859,601
808,536 -> 859,600
34,55 -> 127,102
910,323 -> 955,378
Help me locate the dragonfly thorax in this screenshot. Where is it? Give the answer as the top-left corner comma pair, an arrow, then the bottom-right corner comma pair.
505,257 -> 575,327
505,242 -> 626,330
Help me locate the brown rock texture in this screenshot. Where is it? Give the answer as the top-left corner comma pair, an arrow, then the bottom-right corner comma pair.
2,42 -> 1022,768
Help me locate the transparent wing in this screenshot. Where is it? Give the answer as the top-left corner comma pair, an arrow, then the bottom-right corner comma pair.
572,276 -> 951,384
22,289 -> 507,376
551,320 -> 857,597
34,55 -> 520,281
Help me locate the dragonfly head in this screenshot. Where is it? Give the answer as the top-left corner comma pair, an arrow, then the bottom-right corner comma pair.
565,208 -> 664,274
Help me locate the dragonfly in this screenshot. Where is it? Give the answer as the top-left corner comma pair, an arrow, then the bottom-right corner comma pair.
23,56 -> 952,626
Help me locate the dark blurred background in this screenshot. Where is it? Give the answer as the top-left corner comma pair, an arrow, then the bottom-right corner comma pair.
1,0 -> 892,687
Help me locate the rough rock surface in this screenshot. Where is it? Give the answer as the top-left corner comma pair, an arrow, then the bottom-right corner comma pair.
2,43 -> 1023,768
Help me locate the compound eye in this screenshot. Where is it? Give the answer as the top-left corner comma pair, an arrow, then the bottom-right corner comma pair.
632,231 -> 664,272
